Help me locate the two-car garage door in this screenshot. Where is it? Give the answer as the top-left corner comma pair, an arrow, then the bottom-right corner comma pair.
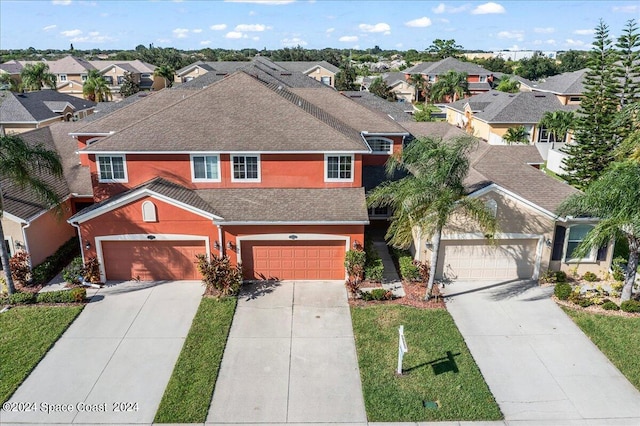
436,239 -> 538,281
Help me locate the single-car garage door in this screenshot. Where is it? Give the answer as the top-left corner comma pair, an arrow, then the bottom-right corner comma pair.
243,240 -> 346,280
102,240 -> 206,281
436,239 -> 538,281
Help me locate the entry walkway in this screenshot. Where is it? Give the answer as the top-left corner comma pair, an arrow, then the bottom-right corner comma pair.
445,280 -> 640,424
207,280 -> 367,423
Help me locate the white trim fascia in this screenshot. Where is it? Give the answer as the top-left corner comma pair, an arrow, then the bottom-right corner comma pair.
361,131 -> 411,136
95,234 -> 210,282
220,220 -> 370,225
177,64 -> 205,76
468,183 -> 557,219
69,190 -> 223,224
69,131 -> 115,137
2,211 -> 27,223
78,149 -> 371,155
324,153 -> 355,183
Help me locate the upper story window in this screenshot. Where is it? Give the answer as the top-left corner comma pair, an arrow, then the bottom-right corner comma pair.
537,127 -> 557,143
368,206 -> 390,217
97,155 -> 127,182
103,75 -> 114,85
367,137 -> 393,154
81,74 -> 87,82
569,96 -> 581,102
142,201 -> 157,222
565,224 -> 595,262
141,73 -> 151,79
479,75 -> 487,83
191,154 -> 220,182
325,154 -> 353,182
59,74 -> 67,82
117,75 -> 125,85
428,75 -> 436,83
232,155 -> 260,182
321,76 -> 331,85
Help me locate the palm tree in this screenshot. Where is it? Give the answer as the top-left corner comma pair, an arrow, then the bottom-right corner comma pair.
154,65 -> 175,88
1,135 -> 63,295
367,136 -> 498,299
556,161 -> 640,301
538,110 -> 575,145
0,73 -> 22,92
503,126 -> 530,144
431,70 -> 469,103
408,73 -> 430,104
20,62 -> 57,91
83,70 -> 112,102
495,76 -> 521,93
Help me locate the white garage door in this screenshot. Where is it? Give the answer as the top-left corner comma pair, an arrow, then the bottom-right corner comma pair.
436,239 -> 538,281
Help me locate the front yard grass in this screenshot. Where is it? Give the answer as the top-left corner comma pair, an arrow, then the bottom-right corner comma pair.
563,307 -> 640,390
154,297 -> 236,423
0,305 -> 83,403
351,305 -> 502,422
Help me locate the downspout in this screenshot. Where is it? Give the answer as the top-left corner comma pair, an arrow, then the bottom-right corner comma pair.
21,221 -> 32,268
217,224 -> 224,257
70,222 -> 85,263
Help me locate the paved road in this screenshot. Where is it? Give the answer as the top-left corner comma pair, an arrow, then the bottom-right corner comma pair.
2,280 -> 203,424
445,279 -> 640,424
207,280 -> 367,424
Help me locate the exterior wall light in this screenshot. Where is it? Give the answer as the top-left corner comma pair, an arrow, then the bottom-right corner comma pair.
85,241 -> 91,250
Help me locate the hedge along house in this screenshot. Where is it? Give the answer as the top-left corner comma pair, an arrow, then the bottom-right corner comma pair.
400,122 -> 613,282
68,70 -> 409,282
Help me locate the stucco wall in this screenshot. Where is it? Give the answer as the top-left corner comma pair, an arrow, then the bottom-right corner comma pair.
25,200 -> 76,265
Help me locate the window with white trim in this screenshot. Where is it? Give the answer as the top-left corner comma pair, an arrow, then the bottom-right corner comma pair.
81,74 -> 88,82
367,137 -> 393,154
232,155 -> 260,181
97,155 -> 127,182
325,155 -> 353,181
479,75 -> 487,83
103,75 -> 113,85
321,76 -> 331,85
368,206 -> 390,217
565,224 -> 595,261
59,74 -> 67,82
537,126 -> 557,143
191,154 -> 220,181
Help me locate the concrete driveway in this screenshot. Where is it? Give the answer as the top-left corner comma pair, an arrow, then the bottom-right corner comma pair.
445,280 -> 640,423
3,280 -> 202,424
207,280 -> 367,424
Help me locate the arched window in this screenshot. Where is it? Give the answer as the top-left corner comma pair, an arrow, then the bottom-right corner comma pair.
142,201 -> 157,222
366,137 -> 393,154
485,199 -> 498,217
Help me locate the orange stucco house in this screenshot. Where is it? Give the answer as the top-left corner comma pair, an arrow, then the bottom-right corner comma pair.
68,70 -> 409,282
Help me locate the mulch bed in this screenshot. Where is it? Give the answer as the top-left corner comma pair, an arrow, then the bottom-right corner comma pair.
348,281 -> 446,309
553,296 -> 640,318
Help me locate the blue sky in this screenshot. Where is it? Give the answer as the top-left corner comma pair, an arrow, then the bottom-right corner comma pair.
1,1 -> 638,52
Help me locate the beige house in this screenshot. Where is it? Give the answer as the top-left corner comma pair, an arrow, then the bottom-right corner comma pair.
400,122 -> 611,281
521,69 -> 586,105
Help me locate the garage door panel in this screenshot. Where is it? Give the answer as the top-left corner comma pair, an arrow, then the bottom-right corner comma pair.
243,240 -> 345,280
437,239 -> 537,281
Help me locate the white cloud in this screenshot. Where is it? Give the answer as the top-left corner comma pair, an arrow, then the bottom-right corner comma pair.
506,44 -> 520,51
395,42 -> 403,48
225,31 -> 245,39
432,3 -> 468,13
497,30 -> 524,41
61,29 -> 82,37
252,36 -> 260,40
210,24 -> 227,31
224,0 -> 294,4
405,17 -> 432,28
282,37 -> 307,46
439,18 -> 450,24
433,3 -> 445,13
339,35 -> 358,42
358,22 -> 391,33
326,27 -> 335,33
69,31 -> 114,43
52,0 -> 72,5
89,31 -> 99,36
533,40 -> 543,45
472,2 -> 505,14
612,5 -> 638,12
192,28 -> 203,33
534,27 -> 554,34
573,29 -> 594,35
157,38 -> 171,44
173,28 -> 190,38
43,24 -> 57,31
234,23 -> 270,31
546,39 -> 557,45
565,38 -> 585,47
200,40 -> 212,45
249,10 -> 256,15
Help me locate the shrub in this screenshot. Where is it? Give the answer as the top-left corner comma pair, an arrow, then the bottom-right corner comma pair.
83,257 -> 101,283
62,257 -> 85,284
196,254 -> 242,297
582,271 -> 598,282
365,259 -> 384,282
601,300 -> 620,311
620,300 -> 640,313
36,288 -> 86,303
539,269 -> 558,284
345,279 -> 360,297
9,251 -> 31,287
554,282 -> 572,300
31,237 -> 80,285
8,291 -> 37,305
571,296 -> 594,308
360,288 -> 393,301
399,256 -> 420,281
414,260 -> 430,283
344,249 -> 366,281
555,270 -> 567,283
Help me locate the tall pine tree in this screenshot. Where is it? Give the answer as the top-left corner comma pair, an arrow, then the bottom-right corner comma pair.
616,19 -> 640,107
562,20 -> 621,190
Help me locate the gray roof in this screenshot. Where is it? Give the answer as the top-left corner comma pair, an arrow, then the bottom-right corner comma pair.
340,91 -> 414,122
0,60 -> 24,74
274,60 -> 340,74
48,56 -> 97,74
0,90 -> 96,123
446,90 -> 578,124
382,72 -> 408,86
400,122 -> 577,212
175,61 -> 216,75
469,82 -> 492,91
405,57 -> 492,76
532,69 -> 587,95
82,92 -> 150,122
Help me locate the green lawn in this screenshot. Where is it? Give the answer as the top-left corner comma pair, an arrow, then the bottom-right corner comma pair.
351,305 -> 502,422
563,307 -> 640,390
0,305 -> 83,403
154,297 -> 237,423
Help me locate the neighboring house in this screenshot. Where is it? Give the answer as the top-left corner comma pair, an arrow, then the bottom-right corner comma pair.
0,89 -> 96,134
174,57 -> 339,87
400,122 -> 612,281
66,70 -> 409,282
444,90 -> 578,157
523,69 -> 587,105
404,57 -> 494,100
340,91 -> 415,122
1,122 -> 93,272
362,72 -> 416,103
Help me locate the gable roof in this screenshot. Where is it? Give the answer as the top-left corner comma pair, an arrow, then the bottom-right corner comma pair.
400,122 -> 578,213
274,60 -> 340,74
405,57 -> 492,76
531,69 -> 587,95
0,60 -> 24,74
88,59 -> 156,74
0,90 -> 96,123
81,71 -> 370,153
340,91 -> 414,122
48,56 -> 97,74
446,90 -> 578,124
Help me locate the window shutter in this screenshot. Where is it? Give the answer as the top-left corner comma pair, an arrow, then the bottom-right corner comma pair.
551,226 -> 566,261
597,245 -> 608,261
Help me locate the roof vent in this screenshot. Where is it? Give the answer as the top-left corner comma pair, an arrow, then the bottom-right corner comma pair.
277,85 -> 282,90
534,94 -> 546,97
298,101 -> 302,107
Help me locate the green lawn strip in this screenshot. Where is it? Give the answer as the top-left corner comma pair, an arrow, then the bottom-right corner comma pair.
351,305 -> 502,422
563,307 -> 640,390
0,305 -> 84,404
154,297 -> 237,423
